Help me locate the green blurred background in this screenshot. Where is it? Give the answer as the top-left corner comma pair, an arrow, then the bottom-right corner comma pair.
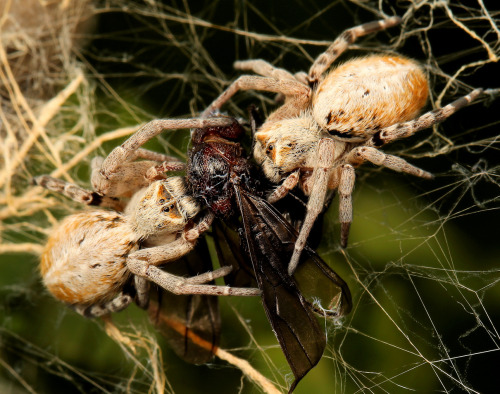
1,0 -> 499,393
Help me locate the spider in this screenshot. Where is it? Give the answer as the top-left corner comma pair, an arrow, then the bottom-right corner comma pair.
34,116 -> 260,318
201,16 -> 484,274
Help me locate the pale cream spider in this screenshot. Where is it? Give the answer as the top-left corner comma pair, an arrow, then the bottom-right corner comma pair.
34,117 -> 260,318
202,16 -> 484,274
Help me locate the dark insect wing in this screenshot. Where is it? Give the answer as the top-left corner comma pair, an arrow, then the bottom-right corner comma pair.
236,189 -> 322,391
148,237 -> 221,364
212,219 -> 257,288
234,188 -> 351,391
248,192 -> 352,317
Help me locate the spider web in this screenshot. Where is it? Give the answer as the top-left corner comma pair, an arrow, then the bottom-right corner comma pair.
1,0 -> 499,393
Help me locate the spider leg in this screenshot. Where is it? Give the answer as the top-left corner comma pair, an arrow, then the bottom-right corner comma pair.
201,75 -> 310,119
273,72 -> 310,103
234,61 -> 303,105
368,88 -> 484,147
32,175 -> 124,211
127,242 -> 261,296
135,149 -> 186,180
234,59 -> 297,81
123,148 -> 187,181
133,213 -> 217,308
308,16 -> 401,83
267,170 -> 300,203
338,164 -> 355,248
184,212 -> 215,241
134,276 -> 150,309
145,161 -> 185,181
133,266 -> 233,307
346,146 -> 433,179
293,72 -> 308,85
90,156 -> 157,198
91,155 -> 184,198
98,118 -> 233,180
144,267 -> 261,297
134,148 -> 183,163
74,293 -> 133,318
129,233 -> 197,266
289,137 -> 335,275
182,266 -> 233,285
93,117 -> 232,196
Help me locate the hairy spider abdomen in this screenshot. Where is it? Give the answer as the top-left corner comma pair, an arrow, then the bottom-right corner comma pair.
40,211 -> 137,305
313,55 -> 428,141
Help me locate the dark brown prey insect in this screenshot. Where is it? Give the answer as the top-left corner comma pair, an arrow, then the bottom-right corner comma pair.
186,116 -> 352,391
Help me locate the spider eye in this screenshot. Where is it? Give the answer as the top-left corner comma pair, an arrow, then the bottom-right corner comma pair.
266,144 -> 274,155
159,198 -> 165,204
162,205 -> 170,213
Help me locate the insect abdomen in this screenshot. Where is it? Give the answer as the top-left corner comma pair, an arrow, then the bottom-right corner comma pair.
313,55 -> 428,141
40,211 -> 137,306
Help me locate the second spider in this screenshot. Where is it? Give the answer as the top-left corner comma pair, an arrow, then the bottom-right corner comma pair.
203,16 -> 484,273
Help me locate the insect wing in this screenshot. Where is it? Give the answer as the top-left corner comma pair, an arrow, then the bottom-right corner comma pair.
212,219 -> 257,288
235,188 -> 327,391
251,194 -> 352,317
148,237 -> 220,364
